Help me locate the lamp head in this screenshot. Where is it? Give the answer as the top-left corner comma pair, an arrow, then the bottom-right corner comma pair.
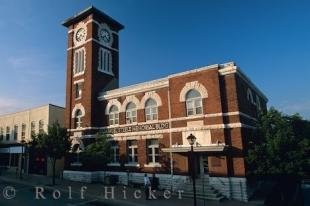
187,134 -> 196,146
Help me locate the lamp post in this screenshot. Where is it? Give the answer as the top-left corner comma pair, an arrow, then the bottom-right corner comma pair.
187,134 -> 197,206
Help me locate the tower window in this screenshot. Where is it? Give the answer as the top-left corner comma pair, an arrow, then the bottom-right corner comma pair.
98,48 -> 113,75
73,47 -> 85,76
74,110 -> 83,128
75,82 -> 82,99
145,98 -> 158,121
186,89 -> 203,116
126,102 -> 137,124
109,105 -> 119,125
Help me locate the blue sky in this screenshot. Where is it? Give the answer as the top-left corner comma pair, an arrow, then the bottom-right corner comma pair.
0,0 -> 309,119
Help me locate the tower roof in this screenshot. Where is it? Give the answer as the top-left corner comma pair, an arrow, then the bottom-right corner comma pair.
62,6 -> 124,30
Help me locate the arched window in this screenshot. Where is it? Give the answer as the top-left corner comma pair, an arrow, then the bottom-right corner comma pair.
247,88 -> 254,104
186,89 -> 202,116
74,47 -> 85,75
126,102 -> 137,124
145,98 -> 157,121
109,105 -> 119,125
74,110 -> 83,129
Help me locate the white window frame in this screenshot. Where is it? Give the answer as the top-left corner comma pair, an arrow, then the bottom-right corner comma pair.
125,103 -> 137,124
73,47 -> 86,77
109,105 -> 119,125
75,110 -> 83,128
98,47 -> 113,75
147,139 -> 160,164
186,90 -> 203,116
75,82 -> 82,99
111,144 -> 120,163
128,140 -> 138,163
145,99 -> 158,121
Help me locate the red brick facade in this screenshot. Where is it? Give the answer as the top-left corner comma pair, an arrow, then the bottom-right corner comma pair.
62,7 -> 267,178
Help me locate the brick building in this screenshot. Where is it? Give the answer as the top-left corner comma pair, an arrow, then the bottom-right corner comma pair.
62,6 -> 267,201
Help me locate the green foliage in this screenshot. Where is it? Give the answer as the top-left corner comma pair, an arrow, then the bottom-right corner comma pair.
80,132 -> 113,170
247,108 -> 310,177
31,122 -> 71,160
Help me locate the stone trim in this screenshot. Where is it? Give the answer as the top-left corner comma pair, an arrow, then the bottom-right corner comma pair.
120,95 -> 140,112
105,99 -> 122,115
179,81 -> 208,102
71,103 -> 85,118
139,91 -> 162,109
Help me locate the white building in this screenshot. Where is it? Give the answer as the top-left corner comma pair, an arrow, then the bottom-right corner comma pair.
0,104 -> 64,175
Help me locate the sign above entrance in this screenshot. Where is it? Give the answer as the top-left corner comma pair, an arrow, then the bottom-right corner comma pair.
103,122 -> 169,134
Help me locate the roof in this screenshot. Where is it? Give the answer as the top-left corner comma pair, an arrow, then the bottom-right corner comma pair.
62,5 -> 124,30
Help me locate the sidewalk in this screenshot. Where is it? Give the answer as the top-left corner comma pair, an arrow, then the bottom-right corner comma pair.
0,172 -> 264,206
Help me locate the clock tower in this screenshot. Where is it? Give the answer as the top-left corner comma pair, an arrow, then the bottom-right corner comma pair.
62,6 -> 124,137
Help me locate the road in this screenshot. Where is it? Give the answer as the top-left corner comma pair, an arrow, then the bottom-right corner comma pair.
0,180 -> 100,206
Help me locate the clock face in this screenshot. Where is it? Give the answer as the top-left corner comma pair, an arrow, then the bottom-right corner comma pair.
99,28 -> 111,43
75,28 -> 86,42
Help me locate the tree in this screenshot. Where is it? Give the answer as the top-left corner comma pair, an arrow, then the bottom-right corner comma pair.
80,132 -> 113,170
30,122 -> 71,185
247,108 -> 310,177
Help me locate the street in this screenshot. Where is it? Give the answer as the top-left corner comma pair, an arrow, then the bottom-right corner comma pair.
0,180 -> 99,206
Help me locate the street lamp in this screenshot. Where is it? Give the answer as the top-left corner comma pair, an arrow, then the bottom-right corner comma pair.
19,139 -> 26,180
187,134 -> 197,206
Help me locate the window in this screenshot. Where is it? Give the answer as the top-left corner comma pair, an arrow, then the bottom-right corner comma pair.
109,105 -> 119,125
31,121 -> 36,136
111,142 -> 120,163
75,110 -> 83,128
74,47 -> 85,75
145,98 -> 158,121
6,127 -> 10,141
126,102 -> 137,124
186,89 -> 202,116
13,125 -> 18,140
127,140 -> 138,163
0,127 -> 3,141
256,95 -> 261,110
247,88 -> 254,104
21,124 -> 26,140
39,120 -> 44,134
147,139 -> 159,164
75,83 -> 82,99
98,48 -> 112,74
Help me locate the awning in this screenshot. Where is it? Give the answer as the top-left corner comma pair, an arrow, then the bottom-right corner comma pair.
162,145 -> 227,153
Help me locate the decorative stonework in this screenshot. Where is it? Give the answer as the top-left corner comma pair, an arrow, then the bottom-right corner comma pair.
120,95 -> 140,112
71,103 -> 85,118
97,23 -> 113,47
73,22 -> 87,47
73,47 -> 86,77
139,91 -> 162,109
179,81 -> 208,102
105,99 -> 122,114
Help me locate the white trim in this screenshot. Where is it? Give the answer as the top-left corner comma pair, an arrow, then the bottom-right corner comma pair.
144,163 -> 161,168
105,99 -> 122,115
71,104 -> 85,118
73,47 -> 86,77
124,163 -> 140,167
73,79 -> 84,84
67,38 -> 119,52
121,95 -> 140,112
99,78 -> 168,101
179,81 -> 208,102
73,22 -> 87,47
140,91 -> 162,109
67,19 -> 119,36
